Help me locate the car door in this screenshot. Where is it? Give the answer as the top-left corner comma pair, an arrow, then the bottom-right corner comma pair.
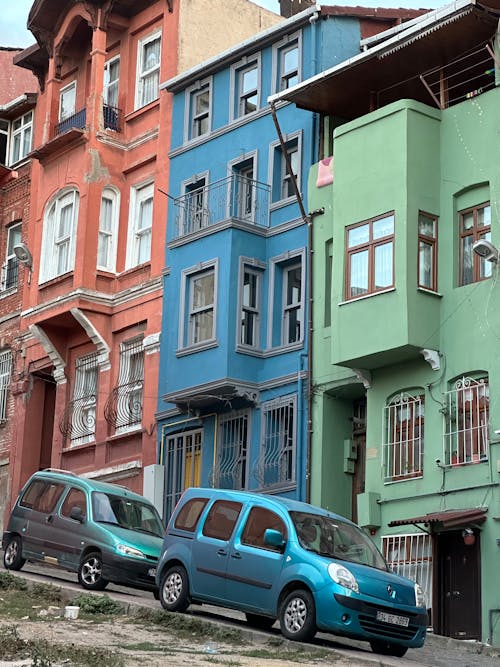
49,486 -> 89,570
225,504 -> 287,614
17,479 -> 66,561
190,499 -> 243,602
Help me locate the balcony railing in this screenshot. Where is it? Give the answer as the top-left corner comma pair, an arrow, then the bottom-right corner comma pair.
54,105 -> 123,137
104,380 -> 143,432
103,104 -> 122,132
59,395 -> 97,445
0,260 -> 18,292
174,175 -> 270,239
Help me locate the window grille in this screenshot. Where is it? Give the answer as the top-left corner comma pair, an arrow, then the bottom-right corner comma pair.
444,376 -> 489,465
382,533 -> 432,614
383,392 -> 424,482
164,429 -> 202,519
212,411 -> 249,490
255,395 -> 296,489
65,353 -> 98,446
104,338 -> 144,433
0,349 -> 12,422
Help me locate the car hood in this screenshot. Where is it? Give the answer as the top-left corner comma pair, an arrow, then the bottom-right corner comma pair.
350,562 -> 417,607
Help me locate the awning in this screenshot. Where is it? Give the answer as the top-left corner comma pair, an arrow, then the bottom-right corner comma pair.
388,508 -> 487,530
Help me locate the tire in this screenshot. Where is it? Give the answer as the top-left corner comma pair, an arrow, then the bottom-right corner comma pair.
3,535 -> 25,571
279,589 -> 317,642
369,639 -> 408,657
159,565 -> 190,612
78,551 -> 108,591
245,613 -> 276,630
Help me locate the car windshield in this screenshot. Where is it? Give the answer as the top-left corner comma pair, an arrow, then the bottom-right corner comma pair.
92,492 -> 164,538
290,511 -> 387,571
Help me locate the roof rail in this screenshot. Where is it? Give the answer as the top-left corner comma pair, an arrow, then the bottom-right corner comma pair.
41,468 -> 78,476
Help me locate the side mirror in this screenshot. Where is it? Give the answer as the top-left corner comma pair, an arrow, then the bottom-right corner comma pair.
69,506 -> 85,523
264,528 -> 286,551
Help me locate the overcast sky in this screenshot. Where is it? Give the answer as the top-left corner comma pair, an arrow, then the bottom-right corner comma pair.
0,0 -> 444,49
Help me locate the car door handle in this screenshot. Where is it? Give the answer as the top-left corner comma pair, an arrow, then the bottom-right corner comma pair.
217,548 -> 227,556
231,552 -> 242,559
46,515 -> 54,524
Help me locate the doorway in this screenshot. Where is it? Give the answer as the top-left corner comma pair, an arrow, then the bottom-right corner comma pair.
351,400 -> 366,523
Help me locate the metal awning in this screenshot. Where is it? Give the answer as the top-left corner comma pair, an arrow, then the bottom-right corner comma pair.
388,507 -> 487,529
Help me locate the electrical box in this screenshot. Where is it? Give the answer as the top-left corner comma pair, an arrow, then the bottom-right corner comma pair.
357,492 -> 381,530
142,464 -> 165,519
344,439 -> 357,461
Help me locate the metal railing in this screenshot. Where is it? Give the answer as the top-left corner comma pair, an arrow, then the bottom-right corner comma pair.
0,261 -> 18,292
104,380 -> 143,432
59,395 -> 97,445
55,108 -> 87,136
174,175 -> 270,238
103,104 -> 122,132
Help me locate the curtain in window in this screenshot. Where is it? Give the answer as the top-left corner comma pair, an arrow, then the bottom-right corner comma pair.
140,38 -> 160,106
137,196 -> 152,264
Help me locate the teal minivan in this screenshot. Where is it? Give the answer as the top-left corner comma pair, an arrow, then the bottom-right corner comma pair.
157,488 -> 427,657
2,469 -> 164,592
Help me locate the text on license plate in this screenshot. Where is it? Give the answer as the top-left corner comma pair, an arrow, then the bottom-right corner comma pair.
376,611 -> 409,627
147,568 -> 157,577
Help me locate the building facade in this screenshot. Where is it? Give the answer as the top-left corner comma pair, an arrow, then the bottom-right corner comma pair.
274,0 -> 500,644
157,5 -> 424,518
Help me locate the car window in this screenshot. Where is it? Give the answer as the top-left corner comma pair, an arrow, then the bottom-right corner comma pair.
202,500 -> 242,541
61,487 -> 87,520
174,498 -> 208,531
20,480 -> 65,513
241,506 -> 287,551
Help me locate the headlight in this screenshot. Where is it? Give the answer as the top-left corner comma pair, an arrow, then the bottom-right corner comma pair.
116,544 -> 146,559
414,583 -> 426,608
328,562 -> 359,593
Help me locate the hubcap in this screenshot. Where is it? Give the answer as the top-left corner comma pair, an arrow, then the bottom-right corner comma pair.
5,541 -> 18,566
163,572 -> 183,603
284,597 -> 307,634
82,557 -> 102,585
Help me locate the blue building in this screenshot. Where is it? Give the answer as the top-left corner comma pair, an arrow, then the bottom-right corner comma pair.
157,5 -> 422,518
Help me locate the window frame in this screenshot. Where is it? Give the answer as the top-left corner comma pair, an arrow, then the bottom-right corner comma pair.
230,55 -> 260,121
444,375 -> 489,465
39,188 -> 80,284
180,172 -> 209,235
269,132 -> 302,206
383,391 -> 424,483
237,258 -> 264,351
9,111 -> 33,165
115,337 -> 144,434
104,56 -> 120,108
213,409 -> 250,490
185,79 -> 212,142
0,349 -> 12,422
164,428 -> 203,520
272,32 -> 301,94
178,259 -> 218,352
70,353 -> 98,446
418,211 -> 438,291
268,249 -> 305,351
1,222 -> 22,292
126,181 -> 153,269
345,212 -> 395,301
135,31 -> 161,110
256,394 -> 297,490
459,201 -> 491,286
97,187 -> 119,272
59,81 -> 77,121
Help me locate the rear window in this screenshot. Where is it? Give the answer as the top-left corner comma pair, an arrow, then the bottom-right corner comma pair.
174,498 -> 208,532
203,500 -> 242,541
20,480 -> 65,513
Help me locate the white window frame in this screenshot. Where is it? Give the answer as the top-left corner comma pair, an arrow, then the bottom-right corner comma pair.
269,131 -> 302,207
383,391 -> 424,482
0,119 -> 9,165
116,337 -> 144,433
39,189 -> 79,283
135,31 -> 161,109
59,81 -> 77,121
97,187 -> 119,272
103,56 -> 120,108
236,257 -> 264,351
230,55 -> 260,121
272,32 -> 301,94
267,248 -> 306,350
1,222 -> 22,292
126,181 -> 153,269
255,394 -> 297,490
10,111 -> 33,165
185,78 -> 212,142
181,172 -> 209,235
382,533 -> 432,615
444,376 -> 489,465
178,259 -> 218,351
213,410 -> 250,490
0,349 -> 12,423
71,353 -> 98,446
228,152 -> 258,223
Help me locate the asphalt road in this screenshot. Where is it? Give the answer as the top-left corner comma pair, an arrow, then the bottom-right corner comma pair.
5,561 -> 500,667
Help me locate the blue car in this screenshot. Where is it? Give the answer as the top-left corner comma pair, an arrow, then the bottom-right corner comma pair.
156,488 -> 427,657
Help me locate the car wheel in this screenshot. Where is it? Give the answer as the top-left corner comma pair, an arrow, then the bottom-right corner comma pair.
159,565 -> 190,612
279,589 -> 317,641
369,639 -> 408,657
3,535 -> 25,571
78,552 -> 108,591
245,613 -> 276,630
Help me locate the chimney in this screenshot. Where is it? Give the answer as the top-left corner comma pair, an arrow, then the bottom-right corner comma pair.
279,0 -> 315,18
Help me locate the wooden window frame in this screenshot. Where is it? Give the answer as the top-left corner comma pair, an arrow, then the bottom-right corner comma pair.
459,201 -> 491,286
418,211 -> 438,291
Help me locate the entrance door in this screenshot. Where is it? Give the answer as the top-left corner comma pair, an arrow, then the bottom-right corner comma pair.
438,530 -> 481,639
351,400 -> 366,523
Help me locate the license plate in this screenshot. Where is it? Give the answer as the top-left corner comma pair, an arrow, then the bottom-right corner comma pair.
376,611 -> 409,627
147,568 -> 156,577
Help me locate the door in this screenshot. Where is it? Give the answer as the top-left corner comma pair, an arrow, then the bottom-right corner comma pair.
438,530 -> 481,639
351,400 -> 366,524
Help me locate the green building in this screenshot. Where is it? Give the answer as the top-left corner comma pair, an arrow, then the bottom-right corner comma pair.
270,0 -> 500,646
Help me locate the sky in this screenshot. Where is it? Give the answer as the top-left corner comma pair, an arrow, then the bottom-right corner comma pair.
0,0 -> 446,49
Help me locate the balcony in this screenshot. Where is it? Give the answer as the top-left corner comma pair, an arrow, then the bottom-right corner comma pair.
173,175 -> 270,239
59,395 -> 97,446
55,108 -> 87,136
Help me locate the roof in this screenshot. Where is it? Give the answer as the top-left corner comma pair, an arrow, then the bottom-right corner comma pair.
388,507 -> 488,529
269,0 -> 500,118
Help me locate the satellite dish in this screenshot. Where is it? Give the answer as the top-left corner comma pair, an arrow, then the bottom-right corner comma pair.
13,243 -> 33,268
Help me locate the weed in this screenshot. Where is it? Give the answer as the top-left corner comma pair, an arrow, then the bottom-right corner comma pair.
31,582 -> 63,604
70,593 -> 124,616
0,571 -> 28,591
0,625 -> 28,659
242,646 -> 333,662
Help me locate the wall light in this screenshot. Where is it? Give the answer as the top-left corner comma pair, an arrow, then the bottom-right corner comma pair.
472,239 -> 499,263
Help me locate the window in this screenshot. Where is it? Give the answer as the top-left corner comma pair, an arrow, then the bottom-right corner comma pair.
383,533 -> 432,615
202,500 -> 242,541
174,497 -> 208,532
0,349 -> 12,422
70,353 -> 98,446
233,58 -> 259,119
1,223 -> 21,291
10,111 -> 33,164
20,480 -> 64,513
182,176 -> 208,234
239,265 -> 261,348
383,392 -> 424,482
126,182 -> 153,268
189,268 -> 215,346
61,488 -> 87,520
105,338 -> 144,434
270,134 -> 300,204
59,81 -> 76,121
0,120 -> 8,165
188,81 -> 211,140
104,57 -> 120,108
255,395 -> 296,489
274,35 -> 300,92
444,376 -> 489,465
212,410 -> 249,490
40,189 -> 79,283
164,429 -> 202,519
459,202 -> 491,285
418,212 -> 438,291
241,506 -> 287,551
283,262 -> 302,345
136,33 -> 161,109
97,188 -> 119,271
269,251 -> 305,349
346,212 -> 394,300
324,239 -> 333,327
230,157 -> 256,222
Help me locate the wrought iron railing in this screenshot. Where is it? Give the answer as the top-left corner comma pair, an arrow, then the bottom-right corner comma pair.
55,108 -> 87,136
103,104 -> 122,132
0,261 -> 18,292
104,380 -> 143,431
174,175 -> 270,238
59,395 -> 97,445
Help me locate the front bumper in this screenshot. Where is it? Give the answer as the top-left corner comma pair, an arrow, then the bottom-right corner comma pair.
102,553 -> 158,592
